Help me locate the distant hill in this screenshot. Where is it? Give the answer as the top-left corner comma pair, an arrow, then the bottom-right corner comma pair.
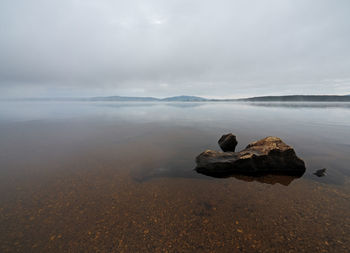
89,96 -> 159,102
6,94 -> 350,102
161,96 -> 208,102
89,95 -> 208,102
240,95 -> 350,102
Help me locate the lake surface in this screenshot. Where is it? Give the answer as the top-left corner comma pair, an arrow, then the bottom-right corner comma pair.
0,101 -> 349,252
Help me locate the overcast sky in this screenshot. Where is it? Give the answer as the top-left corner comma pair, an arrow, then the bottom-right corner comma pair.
0,0 -> 349,98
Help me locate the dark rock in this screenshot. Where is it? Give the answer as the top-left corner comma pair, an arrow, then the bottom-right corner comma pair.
313,168 -> 326,177
218,133 -> 238,152
196,136 -> 306,177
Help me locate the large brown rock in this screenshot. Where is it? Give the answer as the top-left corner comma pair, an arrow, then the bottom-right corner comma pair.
196,136 -> 306,177
218,133 -> 237,152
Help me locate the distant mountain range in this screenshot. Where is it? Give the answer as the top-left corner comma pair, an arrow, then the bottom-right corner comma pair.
88,95 -> 209,102
88,95 -> 350,102
238,95 -> 350,102
6,95 -> 350,102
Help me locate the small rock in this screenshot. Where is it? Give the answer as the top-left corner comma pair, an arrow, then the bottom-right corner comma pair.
218,133 -> 238,152
314,168 -> 326,177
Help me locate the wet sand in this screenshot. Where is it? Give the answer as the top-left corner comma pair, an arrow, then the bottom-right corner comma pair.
0,102 -> 350,252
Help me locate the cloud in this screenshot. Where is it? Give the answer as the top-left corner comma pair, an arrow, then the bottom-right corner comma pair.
0,0 -> 349,98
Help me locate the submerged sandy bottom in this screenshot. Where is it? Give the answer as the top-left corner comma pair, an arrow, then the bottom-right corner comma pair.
0,102 -> 350,252
1,165 -> 349,253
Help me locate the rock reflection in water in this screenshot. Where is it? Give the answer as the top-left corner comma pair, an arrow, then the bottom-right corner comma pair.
231,174 -> 301,186
133,165 -> 303,186
195,169 -> 303,186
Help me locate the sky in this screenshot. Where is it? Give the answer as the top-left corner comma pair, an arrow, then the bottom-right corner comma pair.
0,0 -> 349,98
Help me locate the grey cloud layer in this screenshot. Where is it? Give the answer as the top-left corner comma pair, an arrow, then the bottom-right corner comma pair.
0,0 -> 349,97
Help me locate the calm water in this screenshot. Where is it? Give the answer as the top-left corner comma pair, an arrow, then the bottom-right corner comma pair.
0,101 -> 349,252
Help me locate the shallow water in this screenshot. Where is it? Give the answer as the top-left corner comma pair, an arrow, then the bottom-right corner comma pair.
0,101 -> 349,252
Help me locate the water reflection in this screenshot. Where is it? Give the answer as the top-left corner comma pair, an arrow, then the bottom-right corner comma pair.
1,101 -> 350,185
245,101 -> 350,109
132,165 -> 303,186
98,102 -> 205,110
202,173 -> 302,186
233,174 -> 301,186
0,101 -> 349,252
